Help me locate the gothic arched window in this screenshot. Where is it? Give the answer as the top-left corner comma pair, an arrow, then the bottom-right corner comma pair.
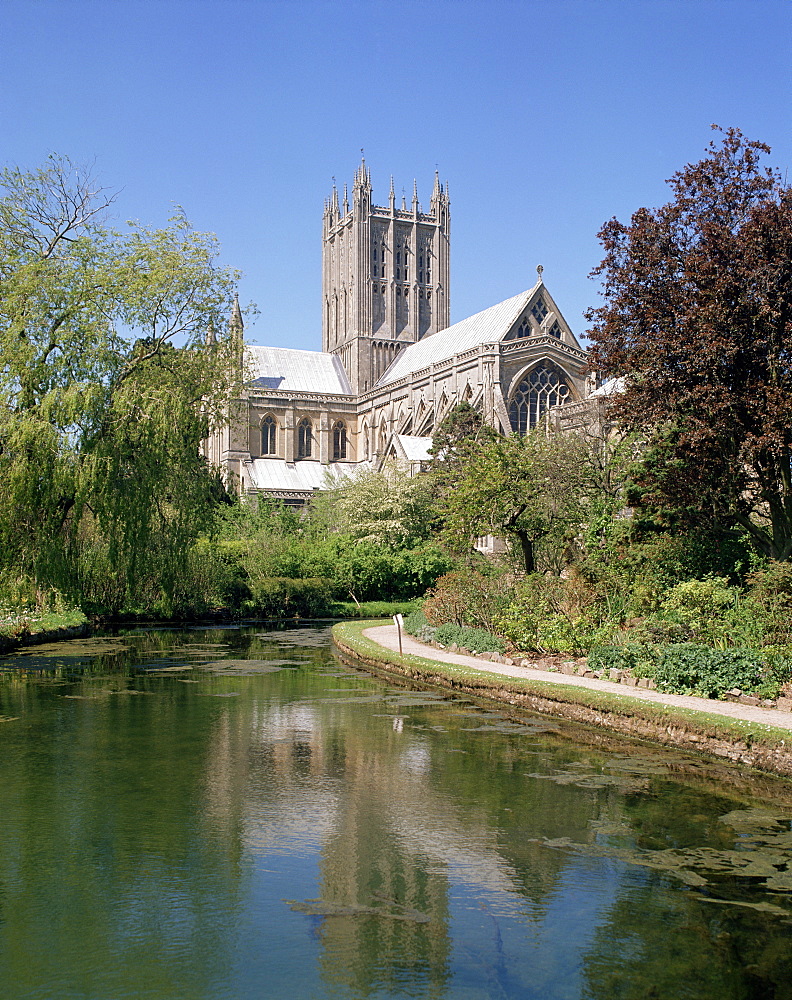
332,421 -> 347,460
504,316 -> 532,342
509,364 -> 571,434
297,418 -> 312,459
261,415 -> 277,456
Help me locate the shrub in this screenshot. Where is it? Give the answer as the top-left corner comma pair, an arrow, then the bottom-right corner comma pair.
661,576 -> 737,620
491,604 -> 541,649
423,570 -> 511,630
535,615 -> 591,655
403,609 -> 428,634
246,577 -> 334,618
747,561 -> 792,609
492,604 -> 619,656
623,577 -> 770,650
654,644 -> 764,699
586,529 -> 752,615
434,621 -> 504,654
588,643 -> 659,678
336,600 -> 419,619
458,627 -> 505,654
765,650 -> 792,688
435,622 -> 464,646
403,609 -> 438,643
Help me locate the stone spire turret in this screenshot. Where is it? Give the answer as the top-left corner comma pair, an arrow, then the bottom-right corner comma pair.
352,156 -> 371,215
229,292 -> 244,358
430,170 -> 442,211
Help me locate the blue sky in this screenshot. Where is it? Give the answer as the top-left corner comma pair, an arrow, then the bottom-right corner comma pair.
2,0 -> 790,349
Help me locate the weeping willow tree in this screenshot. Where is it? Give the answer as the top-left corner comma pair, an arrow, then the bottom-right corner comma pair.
0,155 -> 242,610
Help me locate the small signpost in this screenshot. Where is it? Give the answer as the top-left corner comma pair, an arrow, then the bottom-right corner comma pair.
393,613 -> 404,658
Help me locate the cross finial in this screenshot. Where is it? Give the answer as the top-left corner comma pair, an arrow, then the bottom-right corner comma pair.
536,264 -> 544,281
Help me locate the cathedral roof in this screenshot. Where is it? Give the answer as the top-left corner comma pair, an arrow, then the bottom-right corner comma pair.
393,435 -> 434,463
589,376 -> 626,397
245,458 -> 371,495
246,345 -> 354,395
376,283 -> 541,386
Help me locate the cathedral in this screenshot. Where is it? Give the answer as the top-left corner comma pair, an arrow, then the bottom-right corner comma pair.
204,161 -> 590,502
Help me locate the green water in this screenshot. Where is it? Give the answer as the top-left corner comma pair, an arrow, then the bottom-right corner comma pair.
1,624 -> 791,1000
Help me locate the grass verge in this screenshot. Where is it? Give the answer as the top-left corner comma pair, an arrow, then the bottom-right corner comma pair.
0,608 -> 89,650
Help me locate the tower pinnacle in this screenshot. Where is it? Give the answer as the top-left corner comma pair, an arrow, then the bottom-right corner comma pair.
230,292 -> 244,333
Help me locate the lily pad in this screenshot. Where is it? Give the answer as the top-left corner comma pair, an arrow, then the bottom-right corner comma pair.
12,638 -> 131,658
720,808 -> 788,833
691,895 -> 792,917
198,659 -> 290,674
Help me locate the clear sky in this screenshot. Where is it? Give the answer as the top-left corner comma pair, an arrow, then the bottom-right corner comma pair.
1,0 -> 790,349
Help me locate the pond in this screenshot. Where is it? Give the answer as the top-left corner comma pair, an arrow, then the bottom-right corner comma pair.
1,624 -> 791,1000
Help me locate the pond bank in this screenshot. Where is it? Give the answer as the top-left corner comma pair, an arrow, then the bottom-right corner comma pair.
0,620 -> 91,654
332,621 -> 792,779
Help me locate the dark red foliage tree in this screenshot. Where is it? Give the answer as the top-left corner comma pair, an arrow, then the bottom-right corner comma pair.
587,127 -> 792,560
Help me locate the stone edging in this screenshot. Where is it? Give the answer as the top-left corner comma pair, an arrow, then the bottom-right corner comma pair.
332,627 -> 792,780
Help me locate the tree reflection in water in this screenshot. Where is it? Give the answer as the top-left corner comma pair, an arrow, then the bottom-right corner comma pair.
0,624 -> 791,1000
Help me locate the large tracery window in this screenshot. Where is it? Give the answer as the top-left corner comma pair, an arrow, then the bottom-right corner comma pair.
261,415 -> 277,455
297,417 -> 313,459
509,364 -> 571,433
332,420 -> 347,460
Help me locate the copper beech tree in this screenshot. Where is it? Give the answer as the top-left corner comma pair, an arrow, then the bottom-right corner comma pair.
587,128 -> 792,560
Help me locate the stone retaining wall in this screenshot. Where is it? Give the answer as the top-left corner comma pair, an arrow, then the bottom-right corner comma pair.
333,632 -> 792,780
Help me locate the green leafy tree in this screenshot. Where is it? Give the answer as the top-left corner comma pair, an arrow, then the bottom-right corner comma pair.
588,127 -> 792,560
429,401 -> 499,481
0,156 -> 241,607
440,430 -> 593,573
314,463 -> 438,547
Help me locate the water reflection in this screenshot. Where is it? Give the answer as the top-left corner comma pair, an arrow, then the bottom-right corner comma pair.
1,625 -> 791,999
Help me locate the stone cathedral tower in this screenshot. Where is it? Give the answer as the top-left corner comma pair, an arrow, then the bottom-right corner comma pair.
322,160 -> 450,393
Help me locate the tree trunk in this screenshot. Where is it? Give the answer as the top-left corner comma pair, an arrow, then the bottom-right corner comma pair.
513,528 -> 536,574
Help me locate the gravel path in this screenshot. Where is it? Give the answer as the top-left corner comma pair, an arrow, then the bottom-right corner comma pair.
363,624 -> 792,733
